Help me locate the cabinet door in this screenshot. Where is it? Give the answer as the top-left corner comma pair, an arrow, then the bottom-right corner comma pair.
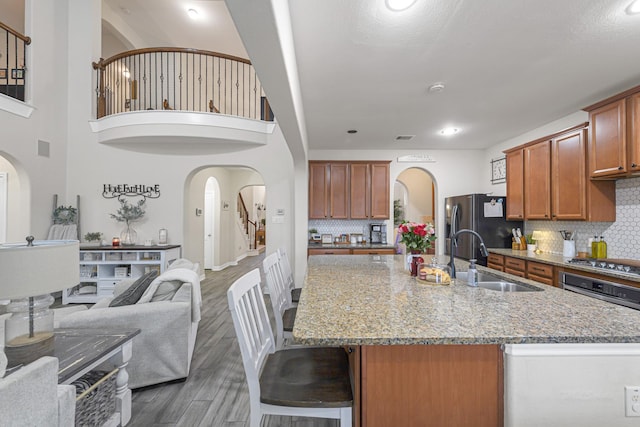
329,163 -> 349,219
628,93 -> 640,173
350,163 -> 370,219
552,130 -> 586,220
589,99 -> 627,178
524,141 -> 551,220
309,163 -> 328,219
370,163 -> 390,219
505,150 -> 524,220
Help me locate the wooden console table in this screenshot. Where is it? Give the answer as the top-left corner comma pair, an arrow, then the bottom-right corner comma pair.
55,328 -> 140,426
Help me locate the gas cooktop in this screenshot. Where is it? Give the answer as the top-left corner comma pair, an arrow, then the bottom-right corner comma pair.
566,258 -> 640,276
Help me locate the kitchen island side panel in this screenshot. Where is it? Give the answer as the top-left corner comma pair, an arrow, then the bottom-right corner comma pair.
360,345 -> 503,427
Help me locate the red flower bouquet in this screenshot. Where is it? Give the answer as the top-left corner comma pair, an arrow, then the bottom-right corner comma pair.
397,222 -> 436,253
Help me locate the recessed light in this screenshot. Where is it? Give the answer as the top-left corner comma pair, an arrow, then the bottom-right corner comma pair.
347,129 -> 358,134
428,83 -> 445,93
187,8 -> 199,19
385,0 -> 417,12
440,127 -> 460,136
627,0 -> 640,14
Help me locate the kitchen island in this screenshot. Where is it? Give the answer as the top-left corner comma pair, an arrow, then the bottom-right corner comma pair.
293,255 -> 640,426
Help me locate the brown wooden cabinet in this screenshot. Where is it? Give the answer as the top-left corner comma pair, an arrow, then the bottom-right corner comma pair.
526,261 -> 555,287
505,124 -> 615,222
628,92 -> 640,173
588,99 -> 627,178
308,162 -> 349,219
506,149 -> 524,220
351,248 -> 396,255
487,253 -> 505,272
310,161 -> 390,220
308,248 -> 352,255
308,247 -> 395,256
524,140 -> 551,220
504,256 -> 526,278
552,128 -> 615,221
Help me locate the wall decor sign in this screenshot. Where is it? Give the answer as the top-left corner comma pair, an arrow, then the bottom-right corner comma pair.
103,184 -> 160,201
397,154 -> 436,163
11,68 -> 24,79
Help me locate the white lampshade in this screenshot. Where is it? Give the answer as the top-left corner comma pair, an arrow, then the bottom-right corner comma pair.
0,239 -> 79,299
531,230 -> 544,242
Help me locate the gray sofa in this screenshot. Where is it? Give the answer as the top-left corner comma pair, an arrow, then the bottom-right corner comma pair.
56,261 -> 202,389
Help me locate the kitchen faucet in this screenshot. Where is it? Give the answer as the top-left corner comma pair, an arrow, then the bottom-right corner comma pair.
449,229 -> 489,278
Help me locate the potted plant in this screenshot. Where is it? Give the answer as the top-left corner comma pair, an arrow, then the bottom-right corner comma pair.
110,199 -> 146,246
83,232 -> 103,246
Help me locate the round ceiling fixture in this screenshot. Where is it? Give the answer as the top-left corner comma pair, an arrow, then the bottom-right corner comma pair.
428,83 -> 445,93
187,8 -> 199,19
385,0 -> 417,12
440,127 -> 460,136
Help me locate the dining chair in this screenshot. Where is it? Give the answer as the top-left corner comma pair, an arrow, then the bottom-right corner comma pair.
227,268 -> 353,427
263,252 -> 296,350
277,247 -> 300,304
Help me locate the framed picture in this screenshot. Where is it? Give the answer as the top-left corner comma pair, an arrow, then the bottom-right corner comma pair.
11,68 -> 24,79
0,68 -> 6,79
491,157 -> 506,184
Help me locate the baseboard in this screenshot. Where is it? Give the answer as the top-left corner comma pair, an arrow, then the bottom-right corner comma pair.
208,261 -> 238,271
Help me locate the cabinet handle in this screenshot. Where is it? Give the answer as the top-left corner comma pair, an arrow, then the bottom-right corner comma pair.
633,163 -> 638,168
618,166 -> 624,170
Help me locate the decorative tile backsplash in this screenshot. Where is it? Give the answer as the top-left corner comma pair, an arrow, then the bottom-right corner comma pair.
526,176 -> 640,258
308,219 -> 389,241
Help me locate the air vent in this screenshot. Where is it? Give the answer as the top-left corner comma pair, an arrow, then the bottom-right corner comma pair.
395,135 -> 415,141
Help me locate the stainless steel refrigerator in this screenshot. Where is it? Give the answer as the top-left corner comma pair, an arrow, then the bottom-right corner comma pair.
445,194 -> 523,266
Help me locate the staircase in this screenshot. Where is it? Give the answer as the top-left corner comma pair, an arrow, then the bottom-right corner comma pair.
238,195 -> 263,256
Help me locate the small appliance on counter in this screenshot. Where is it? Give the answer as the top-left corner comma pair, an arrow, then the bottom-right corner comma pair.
369,223 -> 387,244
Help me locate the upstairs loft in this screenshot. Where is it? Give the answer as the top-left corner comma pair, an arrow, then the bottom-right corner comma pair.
0,21 -> 276,154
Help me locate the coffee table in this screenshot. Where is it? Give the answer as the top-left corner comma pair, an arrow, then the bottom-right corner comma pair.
54,328 -> 140,426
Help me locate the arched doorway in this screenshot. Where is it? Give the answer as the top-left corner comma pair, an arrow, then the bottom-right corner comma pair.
0,152 -> 28,243
394,167 -> 436,251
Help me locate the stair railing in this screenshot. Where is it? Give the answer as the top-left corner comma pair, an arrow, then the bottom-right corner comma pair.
0,21 -> 30,101
92,47 -> 273,121
238,194 -> 257,250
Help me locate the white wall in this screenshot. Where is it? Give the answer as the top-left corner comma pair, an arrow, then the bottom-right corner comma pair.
396,168 -> 434,223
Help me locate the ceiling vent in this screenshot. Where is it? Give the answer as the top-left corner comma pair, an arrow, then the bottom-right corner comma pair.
395,135 -> 415,141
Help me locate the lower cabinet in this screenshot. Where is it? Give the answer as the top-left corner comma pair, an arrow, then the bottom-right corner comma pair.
527,261 -> 555,287
504,256 -> 526,278
357,345 -> 503,427
487,253 -> 505,271
488,252 -> 557,287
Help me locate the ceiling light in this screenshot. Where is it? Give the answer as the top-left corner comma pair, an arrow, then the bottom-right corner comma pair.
385,0 -> 417,12
428,83 -> 445,93
187,8 -> 199,19
627,0 -> 640,14
440,127 -> 460,136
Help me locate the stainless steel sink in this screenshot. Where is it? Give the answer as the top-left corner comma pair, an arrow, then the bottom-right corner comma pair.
456,271 -> 543,292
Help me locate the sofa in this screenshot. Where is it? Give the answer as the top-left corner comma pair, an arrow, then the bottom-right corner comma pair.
0,356 -> 76,426
56,259 -> 202,389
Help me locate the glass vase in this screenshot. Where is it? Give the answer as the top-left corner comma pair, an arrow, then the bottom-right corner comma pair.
409,250 -> 424,277
120,225 -> 137,246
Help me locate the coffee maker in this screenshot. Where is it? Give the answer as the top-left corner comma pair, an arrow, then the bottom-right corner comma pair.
369,223 -> 387,244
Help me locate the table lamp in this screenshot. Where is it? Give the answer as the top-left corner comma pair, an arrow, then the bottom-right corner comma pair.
0,237 -> 79,367
531,230 -> 544,254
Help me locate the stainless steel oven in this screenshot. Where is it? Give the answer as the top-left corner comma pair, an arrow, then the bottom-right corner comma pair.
562,271 -> 640,311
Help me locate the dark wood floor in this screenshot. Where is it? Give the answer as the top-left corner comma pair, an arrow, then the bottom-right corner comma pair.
128,253 -> 338,427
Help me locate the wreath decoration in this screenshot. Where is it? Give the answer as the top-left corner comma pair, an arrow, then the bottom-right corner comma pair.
52,205 -> 78,225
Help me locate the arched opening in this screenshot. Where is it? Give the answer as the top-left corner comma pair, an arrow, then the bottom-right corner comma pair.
0,152 -> 29,243
394,167 -> 436,252
184,166 -> 265,271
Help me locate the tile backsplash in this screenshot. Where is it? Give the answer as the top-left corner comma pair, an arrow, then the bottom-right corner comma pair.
308,219 -> 390,241
526,176 -> 640,258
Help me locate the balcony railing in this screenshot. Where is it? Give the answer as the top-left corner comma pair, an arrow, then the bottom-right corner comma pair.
0,21 -> 30,101
92,47 -> 273,121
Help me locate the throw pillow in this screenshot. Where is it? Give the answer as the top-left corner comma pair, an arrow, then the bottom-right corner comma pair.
150,280 -> 182,302
109,270 -> 159,307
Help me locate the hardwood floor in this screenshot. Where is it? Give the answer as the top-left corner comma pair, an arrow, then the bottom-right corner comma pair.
128,253 -> 338,427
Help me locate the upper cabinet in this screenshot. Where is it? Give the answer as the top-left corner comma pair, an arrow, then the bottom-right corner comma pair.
309,161 -> 390,220
504,124 -> 615,221
309,162 -> 349,219
584,85 -> 640,179
524,140 -> 551,220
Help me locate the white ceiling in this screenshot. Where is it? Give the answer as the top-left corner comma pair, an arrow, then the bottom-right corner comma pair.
105,0 -> 640,151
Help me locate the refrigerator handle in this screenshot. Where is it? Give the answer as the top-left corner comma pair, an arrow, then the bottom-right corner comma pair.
450,204 -> 458,247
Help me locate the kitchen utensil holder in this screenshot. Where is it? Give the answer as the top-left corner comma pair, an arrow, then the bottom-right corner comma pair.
563,240 -> 576,258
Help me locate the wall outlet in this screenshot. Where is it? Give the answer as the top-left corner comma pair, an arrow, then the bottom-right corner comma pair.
625,386 -> 640,417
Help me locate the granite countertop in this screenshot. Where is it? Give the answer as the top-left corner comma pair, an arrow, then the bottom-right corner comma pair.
293,255 -> 640,346
489,248 -> 640,284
